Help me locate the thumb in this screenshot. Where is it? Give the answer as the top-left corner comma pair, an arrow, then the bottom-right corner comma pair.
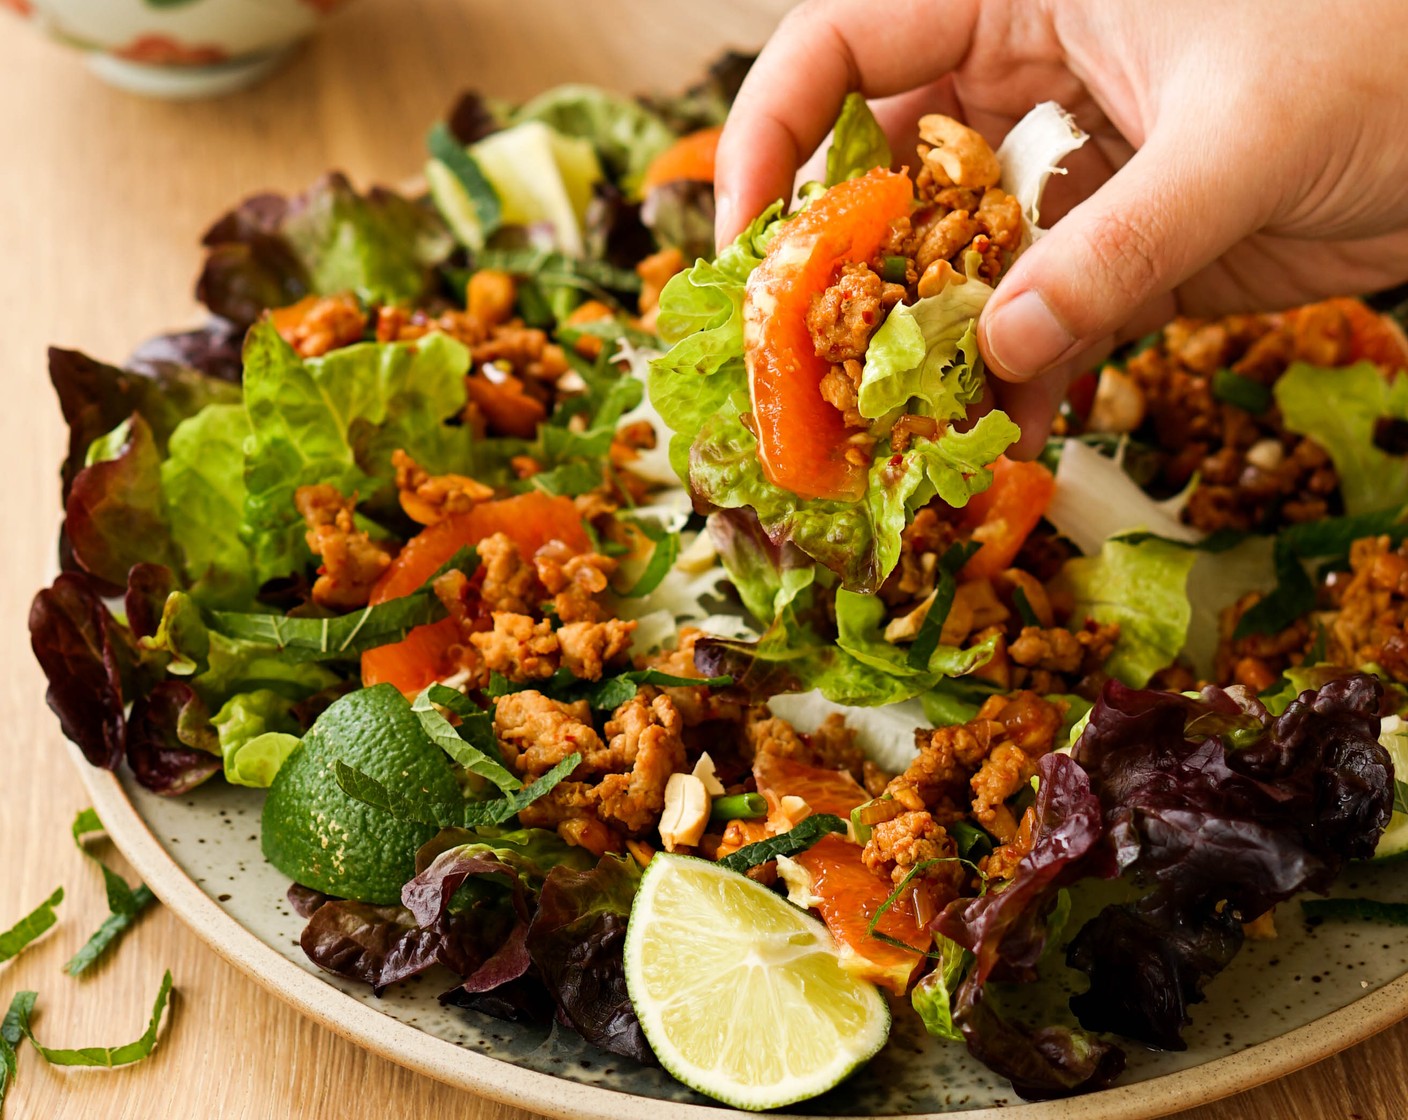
978,127 -> 1263,383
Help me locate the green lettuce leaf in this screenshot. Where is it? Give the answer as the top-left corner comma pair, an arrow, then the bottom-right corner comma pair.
1056,535 -> 1198,687
910,934 -> 970,1043
280,174 -> 453,306
825,93 -> 891,186
160,403 -> 254,609
857,280 -> 991,420
1275,360 -> 1408,517
511,85 -> 676,197
835,587 -> 999,682
240,323 -> 475,582
211,690 -> 303,788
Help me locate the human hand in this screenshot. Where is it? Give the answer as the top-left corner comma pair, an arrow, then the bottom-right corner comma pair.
716,0 -> 1408,456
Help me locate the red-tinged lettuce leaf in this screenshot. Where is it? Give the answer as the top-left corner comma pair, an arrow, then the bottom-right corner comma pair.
640,179 -> 715,263
196,193 -> 311,327
935,751 -> 1122,1100
1064,674 -> 1391,1049
401,848 -> 521,929
125,680 -> 221,796
64,413 -> 179,591
124,563 -> 178,642
127,320 -> 246,384
299,899 -> 483,995
29,573 -> 146,769
444,90 -> 504,146
458,919 -> 533,995
197,174 -> 454,328
525,855 -> 652,1064
287,883 -> 331,919
935,673 -> 1393,1100
49,346 -> 240,501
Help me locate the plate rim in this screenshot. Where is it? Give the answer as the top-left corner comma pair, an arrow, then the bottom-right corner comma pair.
72,743 -> 1408,1120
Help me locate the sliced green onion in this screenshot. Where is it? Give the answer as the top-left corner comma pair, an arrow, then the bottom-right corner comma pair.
710,793 -> 767,822
880,255 -> 910,284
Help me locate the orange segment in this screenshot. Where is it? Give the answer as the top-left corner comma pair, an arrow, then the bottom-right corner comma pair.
640,125 -> 723,193
360,492 -> 591,694
744,168 -> 913,502
958,457 -> 1056,581
753,754 -> 929,995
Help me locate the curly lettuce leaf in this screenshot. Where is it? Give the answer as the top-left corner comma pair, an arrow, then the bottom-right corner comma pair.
825,93 -> 891,186
1275,360 -> 1408,517
835,587 -> 999,683
858,281 -> 991,421
1053,535 -> 1197,687
211,689 -> 303,788
240,323 -> 475,583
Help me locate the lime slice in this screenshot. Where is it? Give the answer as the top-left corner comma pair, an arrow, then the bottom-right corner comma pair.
624,853 -> 890,1111
1376,715 -> 1408,861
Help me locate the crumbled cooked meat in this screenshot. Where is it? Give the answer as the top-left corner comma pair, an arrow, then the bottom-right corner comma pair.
884,692 -> 1063,843
819,359 -> 866,429
644,627 -> 747,727
464,368 -> 548,439
974,188 -> 1022,251
610,419 -> 659,468
596,693 -> 687,832
984,804 -> 1036,881
534,541 -> 617,623
494,691 -> 603,777
911,209 -> 981,273
466,269 -> 517,327
469,611 -> 636,683
1009,621 -> 1120,676
393,449 -> 493,525
273,294 -> 366,357
1323,536 -> 1408,681
1215,590 -> 1313,691
806,262 -> 901,364
294,484 -> 393,611
477,533 -> 543,615
861,811 -> 965,903
472,326 -> 569,385
471,613 -> 560,680
557,619 -> 636,680
1114,301 -> 1370,533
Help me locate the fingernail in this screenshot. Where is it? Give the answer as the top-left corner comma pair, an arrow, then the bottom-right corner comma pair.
984,289 -> 1078,382
714,194 -> 736,252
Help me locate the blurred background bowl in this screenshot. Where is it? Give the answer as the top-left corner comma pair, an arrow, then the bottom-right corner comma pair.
6,0 -> 354,98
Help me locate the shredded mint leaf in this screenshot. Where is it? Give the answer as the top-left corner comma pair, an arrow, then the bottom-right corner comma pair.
68,810 -> 157,975
17,970 -> 173,1068
1211,367 -> 1271,414
473,247 -> 640,294
1301,898 -> 1408,926
1,992 -> 28,1110
717,814 -> 847,874
412,685 -> 520,793
616,525 -> 680,599
907,541 -> 983,671
867,856 -> 980,957
487,667 -> 732,711
334,752 -> 581,828
205,547 -> 478,662
0,888 -> 63,964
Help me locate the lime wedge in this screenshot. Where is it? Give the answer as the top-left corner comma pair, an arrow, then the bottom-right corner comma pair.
624,853 -> 890,1110
1376,714 -> 1408,861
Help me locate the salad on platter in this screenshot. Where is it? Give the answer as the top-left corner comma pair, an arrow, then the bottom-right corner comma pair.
29,51 -> 1408,1112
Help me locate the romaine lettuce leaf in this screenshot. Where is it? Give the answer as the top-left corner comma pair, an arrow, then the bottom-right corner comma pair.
240,323 -> 475,583
1054,535 -> 1198,687
160,403 -> 254,609
1275,360 -> 1408,517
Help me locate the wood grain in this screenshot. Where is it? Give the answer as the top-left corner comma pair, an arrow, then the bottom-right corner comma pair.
1,2 -> 1405,1117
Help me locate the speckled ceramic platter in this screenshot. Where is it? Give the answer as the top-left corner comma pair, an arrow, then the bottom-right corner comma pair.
72,740 -> 1408,1120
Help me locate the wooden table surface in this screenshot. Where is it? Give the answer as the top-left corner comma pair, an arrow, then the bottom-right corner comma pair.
2,1 -> 1407,1117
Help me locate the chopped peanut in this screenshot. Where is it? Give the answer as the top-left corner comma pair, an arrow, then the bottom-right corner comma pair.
659,772 -> 710,851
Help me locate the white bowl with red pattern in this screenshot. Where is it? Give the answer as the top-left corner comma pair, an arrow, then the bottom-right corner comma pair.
5,0 -> 353,97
